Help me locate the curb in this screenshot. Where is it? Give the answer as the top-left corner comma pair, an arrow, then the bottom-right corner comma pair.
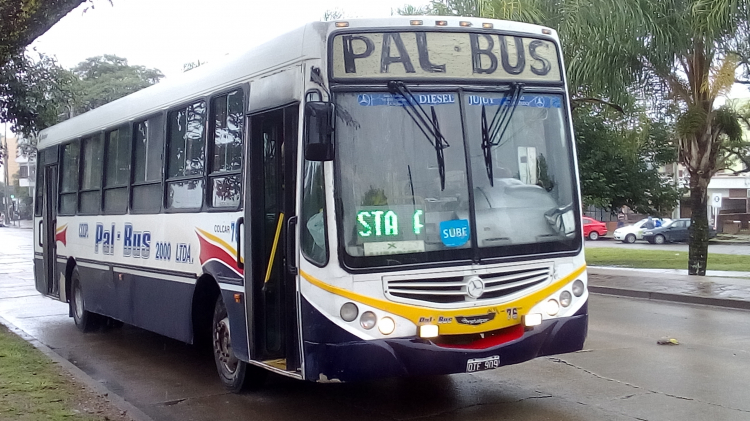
589,285 -> 750,311
0,315 -> 155,421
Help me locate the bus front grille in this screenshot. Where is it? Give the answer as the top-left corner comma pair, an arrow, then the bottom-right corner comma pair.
385,265 -> 551,305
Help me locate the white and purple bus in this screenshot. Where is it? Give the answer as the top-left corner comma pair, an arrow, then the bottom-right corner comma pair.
34,17 -> 588,391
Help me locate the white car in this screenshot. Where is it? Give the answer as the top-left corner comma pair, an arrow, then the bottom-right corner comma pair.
613,218 -> 671,243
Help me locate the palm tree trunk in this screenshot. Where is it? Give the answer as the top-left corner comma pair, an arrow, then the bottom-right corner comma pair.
688,173 -> 710,275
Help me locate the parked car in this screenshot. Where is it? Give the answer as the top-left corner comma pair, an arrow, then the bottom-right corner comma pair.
642,218 -> 716,244
582,216 -> 607,240
613,217 -> 671,243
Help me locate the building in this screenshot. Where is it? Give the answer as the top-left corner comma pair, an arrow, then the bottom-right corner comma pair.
1,134 -> 36,220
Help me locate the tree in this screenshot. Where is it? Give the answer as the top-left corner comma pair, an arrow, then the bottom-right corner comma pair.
69,55 -> 164,115
560,1 -> 749,276
1,0 -> 104,158
0,51 -> 75,146
575,107 -> 682,215
401,0 -> 750,275
0,0 -> 91,68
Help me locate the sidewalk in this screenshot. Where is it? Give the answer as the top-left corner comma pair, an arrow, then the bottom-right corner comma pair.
0,219 -> 33,229
588,266 -> 750,310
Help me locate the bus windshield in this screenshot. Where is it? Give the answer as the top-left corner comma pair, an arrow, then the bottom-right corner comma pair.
335,90 -> 578,268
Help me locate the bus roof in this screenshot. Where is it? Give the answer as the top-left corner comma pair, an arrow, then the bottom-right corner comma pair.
37,17 -> 557,150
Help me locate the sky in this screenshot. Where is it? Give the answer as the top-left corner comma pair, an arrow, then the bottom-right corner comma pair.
31,0 -> 427,78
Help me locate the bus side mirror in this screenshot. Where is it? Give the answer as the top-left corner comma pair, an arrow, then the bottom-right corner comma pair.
304,102 -> 334,161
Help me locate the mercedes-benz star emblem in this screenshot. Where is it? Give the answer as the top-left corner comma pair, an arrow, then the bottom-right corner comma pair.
466,276 -> 485,299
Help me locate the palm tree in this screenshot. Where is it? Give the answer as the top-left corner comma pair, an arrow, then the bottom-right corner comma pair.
402,0 -> 750,275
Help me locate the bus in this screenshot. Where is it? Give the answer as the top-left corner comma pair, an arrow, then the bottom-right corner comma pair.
33,16 -> 588,391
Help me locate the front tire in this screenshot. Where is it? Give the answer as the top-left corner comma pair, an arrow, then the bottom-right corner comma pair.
654,234 -> 666,244
213,296 -> 247,392
70,269 -> 101,332
588,231 -> 600,241
623,234 -> 636,244
212,296 -> 267,392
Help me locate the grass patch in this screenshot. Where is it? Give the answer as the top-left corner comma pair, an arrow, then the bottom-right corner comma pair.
585,248 -> 750,272
0,324 -> 127,420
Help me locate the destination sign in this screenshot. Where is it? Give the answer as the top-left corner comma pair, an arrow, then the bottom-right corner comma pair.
331,31 -> 561,82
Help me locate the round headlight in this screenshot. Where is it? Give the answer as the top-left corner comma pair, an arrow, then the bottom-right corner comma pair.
340,302 -> 359,322
378,317 -> 395,335
546,299 -> 560,316
560,291 -> 572,307
572,279 -> 585,297
360,311 -> 377,330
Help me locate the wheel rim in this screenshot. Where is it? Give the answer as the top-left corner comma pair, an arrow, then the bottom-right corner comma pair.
74,284 -> 84,320
590,232 -> 598,240
214,317 -> 239,376
655,235 -> 664,244
627,234 -> 635,243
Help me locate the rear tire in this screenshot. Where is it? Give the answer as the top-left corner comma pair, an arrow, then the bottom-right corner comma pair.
588,231 -> 599,241
654,234 -> 666,244
70,269 -> 101,333
623,234 -> 636,244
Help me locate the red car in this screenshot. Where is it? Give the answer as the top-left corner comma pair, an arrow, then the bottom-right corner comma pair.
582,217 -> 607,240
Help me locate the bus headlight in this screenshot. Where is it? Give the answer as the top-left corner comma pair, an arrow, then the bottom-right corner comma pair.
546,299 -> 560,316
360,311 -> 377,330
378,317 -> 396,335
560,291 -> 572,307
340,302 -> 358,322
572,279 -> 585,297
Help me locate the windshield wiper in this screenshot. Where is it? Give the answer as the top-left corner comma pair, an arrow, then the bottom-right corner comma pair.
387,81 -> 450,190
481,83 -> 525,186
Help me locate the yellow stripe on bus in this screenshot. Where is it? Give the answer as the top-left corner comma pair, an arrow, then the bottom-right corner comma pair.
195,227 -> 243,264
300,265 -> 586,335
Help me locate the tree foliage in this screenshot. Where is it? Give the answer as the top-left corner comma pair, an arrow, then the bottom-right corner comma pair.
0,0 -> 90,69
575,106 -> 682,215
0,52 -> 75,139
68,55 -> 164,116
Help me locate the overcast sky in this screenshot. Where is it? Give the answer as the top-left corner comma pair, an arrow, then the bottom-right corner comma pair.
32,0 -> 428,78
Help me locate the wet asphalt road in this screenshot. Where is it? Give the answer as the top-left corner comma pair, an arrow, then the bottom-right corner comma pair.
2,227 -> 750,421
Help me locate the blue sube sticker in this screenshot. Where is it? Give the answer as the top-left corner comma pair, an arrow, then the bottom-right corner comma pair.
440,219 -> 470,247
358,93 -> 456,107
467,94 -> 561,108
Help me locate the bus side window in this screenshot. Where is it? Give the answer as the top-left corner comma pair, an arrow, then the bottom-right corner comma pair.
166,101 -> 206,210
103,125 -> 132,214
209,90 -> 243,208
79,135 -> 104,214
59,141 -> 80,215
301,160 -> 327,265
132,115 -> 165,213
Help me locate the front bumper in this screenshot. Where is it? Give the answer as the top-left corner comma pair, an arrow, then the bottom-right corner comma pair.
301,297 -> 588,382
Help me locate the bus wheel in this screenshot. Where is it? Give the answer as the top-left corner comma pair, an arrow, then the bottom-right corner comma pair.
213,296 -> 248,392
70,269 -> 100,332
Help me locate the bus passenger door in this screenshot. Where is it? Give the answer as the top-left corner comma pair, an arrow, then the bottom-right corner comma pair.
245,105 -> 300,372
39,164 -> 60,298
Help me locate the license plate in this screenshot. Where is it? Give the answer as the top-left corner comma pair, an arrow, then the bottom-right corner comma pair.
466,355 -> 500,373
